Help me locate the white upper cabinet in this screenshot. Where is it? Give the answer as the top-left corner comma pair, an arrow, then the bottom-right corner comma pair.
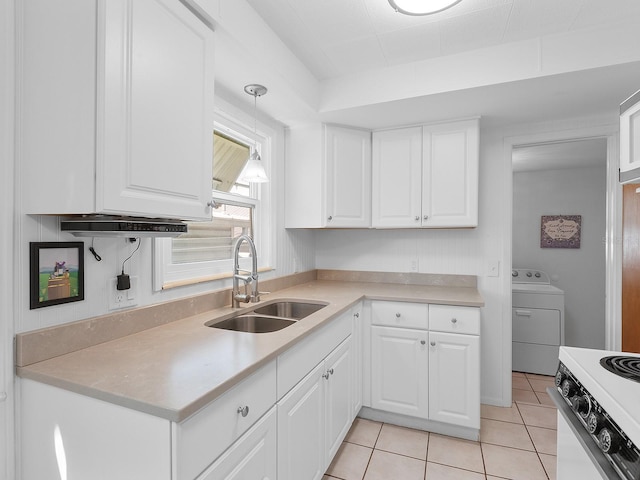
372,119 -> 479,228
19,0 -> 215,220
620,88 -> 640,183
285,124 -> 371,228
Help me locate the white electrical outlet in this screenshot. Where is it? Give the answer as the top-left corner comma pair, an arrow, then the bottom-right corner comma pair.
107,276 -> 138,310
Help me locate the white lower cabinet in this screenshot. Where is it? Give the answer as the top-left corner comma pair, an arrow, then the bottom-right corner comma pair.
368,301 -> 481,433
277,336 -> 353,480
196,406 -> 277,480
371,326 -> 429,418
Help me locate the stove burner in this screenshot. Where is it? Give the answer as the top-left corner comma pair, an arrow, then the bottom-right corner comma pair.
600,356 -> 640,383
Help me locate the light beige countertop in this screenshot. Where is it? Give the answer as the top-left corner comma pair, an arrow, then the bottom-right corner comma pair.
16,277 -> 483,423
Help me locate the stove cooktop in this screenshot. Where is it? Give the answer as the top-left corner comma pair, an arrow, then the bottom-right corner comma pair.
601,356 -> 640,383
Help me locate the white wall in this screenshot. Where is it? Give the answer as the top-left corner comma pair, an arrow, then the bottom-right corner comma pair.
513,165 -> 607,349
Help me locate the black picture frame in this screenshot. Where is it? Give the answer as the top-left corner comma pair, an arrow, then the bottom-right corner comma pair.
29,242 -> 85,309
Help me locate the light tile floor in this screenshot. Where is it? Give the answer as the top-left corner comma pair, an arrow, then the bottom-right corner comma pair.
324,371 -> 558,480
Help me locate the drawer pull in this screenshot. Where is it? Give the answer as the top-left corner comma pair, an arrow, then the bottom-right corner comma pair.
329,368 -> 334,375
237,405 -> 249,417
515,310 -> 532,317
354,312 -> 360,318
395,313 -> 401,318
420,340 -> 426,345
430,341 -> 436,347
451,318 -> 458,324
323,371 -> 330,380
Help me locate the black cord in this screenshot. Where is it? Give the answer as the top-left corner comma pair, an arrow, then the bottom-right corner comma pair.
89,238 -> 102,261
121,238 -> 141,274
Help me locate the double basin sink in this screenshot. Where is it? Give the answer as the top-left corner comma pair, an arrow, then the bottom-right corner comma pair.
205,300 -> 328,333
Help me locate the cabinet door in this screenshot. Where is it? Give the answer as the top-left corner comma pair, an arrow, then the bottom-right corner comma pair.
98,0 -> 215,220
198,407 -> 277,480
352,303 -> 363,417
372,127 -> 422,227
325,126 -> 371,227
277,362 -> 325,480
325,337 -> 353,461
371,326 -> 429,418
620,89 -> 640,178
428,331 -> 480,428
422,119 -> 478,227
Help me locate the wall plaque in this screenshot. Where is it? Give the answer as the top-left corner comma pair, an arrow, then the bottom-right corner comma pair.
540,215 -> 581,249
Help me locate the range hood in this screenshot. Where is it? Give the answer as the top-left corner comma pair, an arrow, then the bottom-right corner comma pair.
61,215 -> 188,238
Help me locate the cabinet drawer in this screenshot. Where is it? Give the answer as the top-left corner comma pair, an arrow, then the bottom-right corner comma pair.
429,305 -> 480,335
277,311 -> 352,399
173,360 -> 277,480
371,301 -> 428,329
197,406 -> 277,480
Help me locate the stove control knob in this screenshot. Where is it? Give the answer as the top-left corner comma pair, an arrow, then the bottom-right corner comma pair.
554,371 -> 566,388
571,395 -> 590,417
526,271 -> 532,277
512,270 -> 518,277
587,412 -> 605,435
561,379 -> 578,398
599,428 -> 622,454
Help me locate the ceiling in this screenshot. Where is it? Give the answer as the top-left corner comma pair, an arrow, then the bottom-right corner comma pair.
245,0 -> 640,81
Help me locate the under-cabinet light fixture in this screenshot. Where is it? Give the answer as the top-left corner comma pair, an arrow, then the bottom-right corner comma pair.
388,0 -> 462,16
240,84 -> 269,184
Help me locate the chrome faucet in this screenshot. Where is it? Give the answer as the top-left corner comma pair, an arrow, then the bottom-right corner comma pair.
232,234 -> 262,307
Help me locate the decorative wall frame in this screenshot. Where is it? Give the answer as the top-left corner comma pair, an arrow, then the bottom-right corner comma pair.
30,242 -> 84,309
540,215 -> 582,249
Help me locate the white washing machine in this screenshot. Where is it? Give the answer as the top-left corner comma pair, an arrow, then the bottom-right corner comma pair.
512,268 -> 565,375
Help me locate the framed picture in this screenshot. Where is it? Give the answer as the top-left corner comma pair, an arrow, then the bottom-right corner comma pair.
30,242 -> 84,309
540,215 -> 582,249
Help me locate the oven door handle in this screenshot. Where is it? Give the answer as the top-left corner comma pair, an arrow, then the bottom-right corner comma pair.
547,387 -> 619,480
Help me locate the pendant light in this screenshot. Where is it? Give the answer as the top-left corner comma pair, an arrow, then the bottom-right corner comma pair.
388,0 -> 462,16
240,84 -> 269,183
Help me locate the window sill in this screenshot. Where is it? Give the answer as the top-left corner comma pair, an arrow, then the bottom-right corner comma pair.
161,266 -> 274,290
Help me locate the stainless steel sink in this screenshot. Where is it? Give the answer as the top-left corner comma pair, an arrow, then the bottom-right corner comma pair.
251,301 -> 327,320
209,315 -> 295,333
206,300 -> 328,333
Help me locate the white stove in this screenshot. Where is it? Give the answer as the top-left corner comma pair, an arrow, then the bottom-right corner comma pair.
552,346 -> 640,479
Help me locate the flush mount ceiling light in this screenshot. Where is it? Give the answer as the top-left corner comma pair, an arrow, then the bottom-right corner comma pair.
388,0 -> 462,15
240,84 -> 269,183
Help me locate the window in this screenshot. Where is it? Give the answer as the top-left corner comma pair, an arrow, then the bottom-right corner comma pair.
153,110 -> 271,290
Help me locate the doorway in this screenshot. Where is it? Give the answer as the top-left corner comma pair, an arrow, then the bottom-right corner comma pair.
511,138 -> 608,359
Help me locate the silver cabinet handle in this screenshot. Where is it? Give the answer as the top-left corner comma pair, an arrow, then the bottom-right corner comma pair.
430,341 -> 436,346
329,368 -> 334,375
328,215 -> 333,221
420,340 -> 426,345
414,216 -> 420,221
354,312 -> 360,318
451,318 -> 458,324
237,405 -> 249,417
322,372 -> 330,380
423,215 -> 429,220
395,312 -> 401,318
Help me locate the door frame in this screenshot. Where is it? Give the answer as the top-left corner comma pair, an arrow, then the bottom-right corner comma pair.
1,0 -> 15,478
502,123 -> 620,403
